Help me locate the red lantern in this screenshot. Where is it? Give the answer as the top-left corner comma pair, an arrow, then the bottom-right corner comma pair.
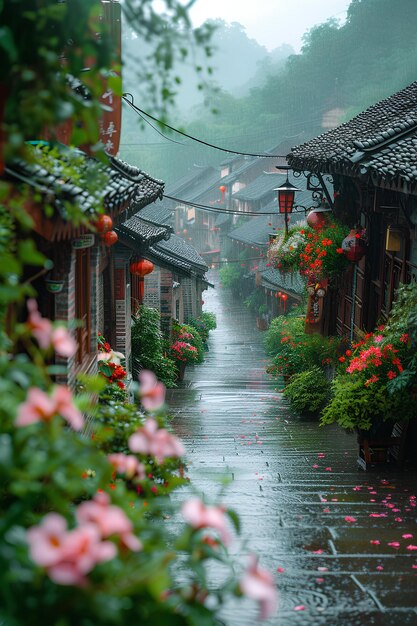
96,214 -> 113,234
130,259 -> 154,276
219,185 -> 226,203
341,229 -> 367,262
306,207 -> 331,230
102,230 -> 118,247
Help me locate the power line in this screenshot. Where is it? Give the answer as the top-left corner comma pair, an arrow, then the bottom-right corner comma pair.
165,194 -> 310,216
122,94 -> 288,158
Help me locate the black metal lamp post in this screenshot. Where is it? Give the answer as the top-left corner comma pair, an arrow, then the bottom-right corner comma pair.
274,169 -> 300,236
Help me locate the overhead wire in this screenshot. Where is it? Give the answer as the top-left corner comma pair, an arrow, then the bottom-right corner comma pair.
122,93 -> 288,158
164,193 -> 310,216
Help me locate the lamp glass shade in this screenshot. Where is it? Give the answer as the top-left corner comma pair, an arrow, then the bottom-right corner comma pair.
278,189 -> 295,214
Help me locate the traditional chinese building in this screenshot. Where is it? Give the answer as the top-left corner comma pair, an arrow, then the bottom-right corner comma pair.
288,81 -> 417,337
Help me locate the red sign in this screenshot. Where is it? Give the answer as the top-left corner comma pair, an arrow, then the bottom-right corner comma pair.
99,1 -> 122,155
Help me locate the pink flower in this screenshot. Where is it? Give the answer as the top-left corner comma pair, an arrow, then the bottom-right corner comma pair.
370,540 -> 380,545
374,335 -> 383,343
240,555 -> 278,620
128,418 -> 184,463
15,386 -> 83,430
406,545 -> 417,551
52,386 -> 84,430
15,388 -> 56,427
51,326 -> 77,358
48,524 -> 116,586
344,516 -> 356,523
27,299 -> 77,357
138,370 -> 166,411
27,298 -> 53,349
181,497 -> 231,545
26,513 -> 116,587
108,453 -> 145,479
76,492 -> 142,552
27,513 -> 70,568
388,541 -> 400,549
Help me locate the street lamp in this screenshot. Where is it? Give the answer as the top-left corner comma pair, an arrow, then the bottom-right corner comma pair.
274,168 -> 301,236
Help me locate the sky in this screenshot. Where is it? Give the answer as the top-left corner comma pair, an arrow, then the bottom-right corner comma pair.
189,0 -> 352,52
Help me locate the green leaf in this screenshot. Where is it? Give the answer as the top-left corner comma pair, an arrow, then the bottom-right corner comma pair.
0,26 -> 17,62
107,74 -> 123,96
226,509 -> 241,534
17,240 -> 46,267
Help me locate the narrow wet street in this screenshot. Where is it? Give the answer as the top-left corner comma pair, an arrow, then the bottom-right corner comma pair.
167,272 -> 417,626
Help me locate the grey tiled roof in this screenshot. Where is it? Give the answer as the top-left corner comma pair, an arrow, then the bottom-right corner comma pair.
166,166 -> 220,202
7,144 -> 164,218
261,266 -> 306,296
137,201 -> 173,226
228,216 -> 271,246
232,173 -> 282,201
148,234 -> 208,276
117,214 -> 171,248
220,158 -> 258,185
288,82 -> 417,189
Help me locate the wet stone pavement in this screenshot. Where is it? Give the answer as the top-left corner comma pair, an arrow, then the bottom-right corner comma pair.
167,273 -> 417,626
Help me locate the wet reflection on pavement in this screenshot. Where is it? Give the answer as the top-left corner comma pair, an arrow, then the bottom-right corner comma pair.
167,272 -> 417,626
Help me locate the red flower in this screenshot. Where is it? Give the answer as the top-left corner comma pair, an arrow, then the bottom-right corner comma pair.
387,370 -> 397,380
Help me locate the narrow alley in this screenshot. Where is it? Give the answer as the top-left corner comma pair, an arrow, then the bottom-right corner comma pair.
168,272 -> 417,626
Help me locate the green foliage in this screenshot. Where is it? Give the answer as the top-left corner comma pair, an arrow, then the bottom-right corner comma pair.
265,314 -> 341,378
320,373 -> 407,431
384,282 -> 417,394
0,0 -> 113,160
131,306 -> 177,388
283,366 -> 331,415
244,288 -> 266,315
219,263 -> 244,293
188,311 -> 217,343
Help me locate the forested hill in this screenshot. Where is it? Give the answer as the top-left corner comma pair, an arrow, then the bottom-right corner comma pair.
120,0 -> 417,184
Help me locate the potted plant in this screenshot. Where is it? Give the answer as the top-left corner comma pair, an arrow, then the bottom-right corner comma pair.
320,307 -> 416,468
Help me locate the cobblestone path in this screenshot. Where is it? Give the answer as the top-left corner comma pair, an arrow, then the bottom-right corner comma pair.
167,274 -> 417,626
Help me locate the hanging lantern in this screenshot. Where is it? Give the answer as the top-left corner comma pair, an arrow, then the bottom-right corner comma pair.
219,185 -> 226,203
102,230 -> 118,247
95,214 -> 113,234
385,225 -> 402,252
306,206 -> 332,230
274,172 -> 300,236
130,259 -> 154,277
341,229 -> 367,262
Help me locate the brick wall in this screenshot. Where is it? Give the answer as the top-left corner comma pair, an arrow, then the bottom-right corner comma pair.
160,268 -> 173,335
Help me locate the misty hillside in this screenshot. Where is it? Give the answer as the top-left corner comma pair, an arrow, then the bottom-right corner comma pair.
121,0 -> 417,185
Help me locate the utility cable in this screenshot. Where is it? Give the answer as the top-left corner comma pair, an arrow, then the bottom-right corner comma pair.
165,193 -> 309,216
122,93 -> 288,159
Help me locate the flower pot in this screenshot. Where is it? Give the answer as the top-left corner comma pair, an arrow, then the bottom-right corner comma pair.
45,279 -> 65,294
176,361 -> 186,381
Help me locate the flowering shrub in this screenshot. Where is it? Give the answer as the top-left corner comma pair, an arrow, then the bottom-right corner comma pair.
321,323 -> 415,431
171,320 -> 205,364
98,333 -> 127,391
265,314 -> 342,379
268,221 -> 351,279
170,340 -> 199,363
